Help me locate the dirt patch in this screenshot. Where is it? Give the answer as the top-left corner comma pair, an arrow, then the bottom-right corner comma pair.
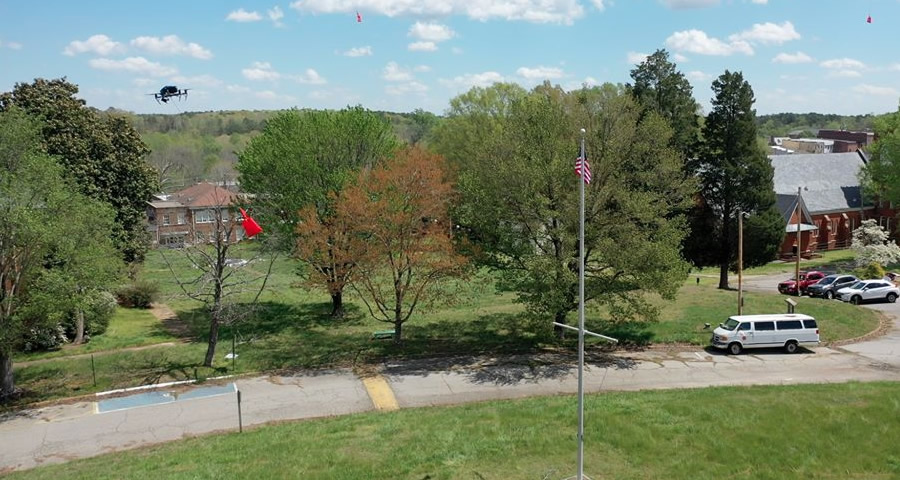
151,303 -> 194,340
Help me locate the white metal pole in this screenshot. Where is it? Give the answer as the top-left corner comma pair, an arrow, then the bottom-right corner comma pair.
577,128 -> 586,480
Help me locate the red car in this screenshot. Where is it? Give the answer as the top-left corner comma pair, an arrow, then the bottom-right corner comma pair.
778,271 -> 826,295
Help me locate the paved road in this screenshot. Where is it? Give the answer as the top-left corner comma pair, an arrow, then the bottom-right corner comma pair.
1,279 -> 898,473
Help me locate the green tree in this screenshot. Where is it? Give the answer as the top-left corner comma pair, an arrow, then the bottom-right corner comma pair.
0,108 -> 123,399
861,104 -> 900,205
434,82 -> 693,336
237,106 -> 399,318
627,49 -> 701,156
0,78 -> 159,263
686,71 -> 784,289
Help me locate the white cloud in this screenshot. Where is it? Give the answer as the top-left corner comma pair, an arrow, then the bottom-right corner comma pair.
673,53 -> 688,62
408,41 -> 438,52
383,61 -> 413,81
660,0 -> 719,8
626,51 -> 649,64
729,21 -> 800,45
451,47 -> 463,55
386,81 -> 428,96
294,68 -> 327,84
820,58 -> 866,70
852,84 -> 900,97
170,74 -> 223,87
290,0 -> 587,25
828,70 -> 862,78
242,61 -> 281,80
414,65 -> 431,72
268,6 -> 285,26
254,90 -> 296,101
0,39 -> 22,50
751,0 -> 768,3
342,46 -> 372,57
516,66 -> 564,80
890,63 -> 900,72
226,8 -> 262,21
408,22 -> 456,42
591,0 -> 606,10
665,29 -> 753,56
130,35 -> 213,60
63,34 -> 124,56
132,78 -> 157,87
439,71 -> 505,90
772,51 -> 813,64
88,56 -> 177,76
686,71 -> 712,82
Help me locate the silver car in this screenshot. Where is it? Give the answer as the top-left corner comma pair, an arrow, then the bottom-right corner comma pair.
836,279 -> 900,305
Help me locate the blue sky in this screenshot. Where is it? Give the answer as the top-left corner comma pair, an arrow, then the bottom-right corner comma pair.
2,0 -> 899,116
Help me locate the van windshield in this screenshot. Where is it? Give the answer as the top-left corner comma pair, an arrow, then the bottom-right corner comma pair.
722,319 -> 739,331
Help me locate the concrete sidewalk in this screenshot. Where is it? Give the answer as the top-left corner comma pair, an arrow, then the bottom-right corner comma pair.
2,343 -> 898,473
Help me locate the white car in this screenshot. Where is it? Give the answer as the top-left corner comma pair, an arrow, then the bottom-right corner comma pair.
836,279 -> 899,305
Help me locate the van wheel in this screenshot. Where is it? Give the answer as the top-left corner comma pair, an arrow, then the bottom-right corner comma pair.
851,295 -> 862,305
887,293 -> 898,304
728,342 -> 742,355
784,341 -> 799,354
825,290 -> 834,300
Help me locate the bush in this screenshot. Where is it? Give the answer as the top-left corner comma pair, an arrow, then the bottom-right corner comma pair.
116,280 -> 159,308
854,262 -> 886,280
65,291 -> 118,338
22,324 -> 67,352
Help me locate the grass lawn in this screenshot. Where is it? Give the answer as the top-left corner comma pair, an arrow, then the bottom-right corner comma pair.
696,249 -> 858,277
6,247 -> 881,408
7,382 -> 900,480
14,308 -> 177,363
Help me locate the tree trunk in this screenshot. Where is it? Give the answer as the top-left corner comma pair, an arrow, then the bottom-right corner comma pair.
0,350 -> 14,400
204,315 -> 220,367
718,263 -> 730,290
330,291 -> 344,319
73,309 -> 85,345
553,310 -> 567,339
393,320 -> 403,345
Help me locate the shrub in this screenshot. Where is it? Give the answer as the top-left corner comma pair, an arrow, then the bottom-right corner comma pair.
854,262 -> 886,281
22,324 -> 67,352
116,280 -> 159,308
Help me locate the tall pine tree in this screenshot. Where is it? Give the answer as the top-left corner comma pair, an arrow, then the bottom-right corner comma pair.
685,71 -> 784,289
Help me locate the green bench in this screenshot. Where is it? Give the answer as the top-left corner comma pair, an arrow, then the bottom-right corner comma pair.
372,329 -> 395,340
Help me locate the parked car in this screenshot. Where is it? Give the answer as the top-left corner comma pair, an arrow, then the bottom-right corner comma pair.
710,314 -> 820,355
806,274 -> 859,300
777,270 -> 826,295
836,279 -> 900,305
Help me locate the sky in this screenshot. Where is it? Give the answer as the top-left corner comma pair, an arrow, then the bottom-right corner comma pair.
2,0 -> 899,116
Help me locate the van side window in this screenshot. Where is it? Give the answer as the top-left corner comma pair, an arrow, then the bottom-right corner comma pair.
803,319 -> 818,329
777,320 -> 802,330
755,321 -> 775,331
738,322 -> 751,331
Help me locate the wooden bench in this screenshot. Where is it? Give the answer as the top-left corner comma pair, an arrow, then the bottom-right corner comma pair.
372,329 -> 395,340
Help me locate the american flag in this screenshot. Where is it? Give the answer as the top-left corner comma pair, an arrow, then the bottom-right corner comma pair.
575,157 -> 592,184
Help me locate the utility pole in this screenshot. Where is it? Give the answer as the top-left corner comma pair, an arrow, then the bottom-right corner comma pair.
738,212 -> 744,315
795,187 -> 802,297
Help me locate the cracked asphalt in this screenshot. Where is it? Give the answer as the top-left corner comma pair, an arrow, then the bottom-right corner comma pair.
1,274 -> 898,473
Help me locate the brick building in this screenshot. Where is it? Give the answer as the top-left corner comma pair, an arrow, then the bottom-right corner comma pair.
147,183 -> 248,247
771,151 -> 897,258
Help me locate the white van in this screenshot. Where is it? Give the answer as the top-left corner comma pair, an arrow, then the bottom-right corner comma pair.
710,314 -> 819,355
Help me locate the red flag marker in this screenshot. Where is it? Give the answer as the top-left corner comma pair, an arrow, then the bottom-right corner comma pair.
240,208 -> 263,238
867,15 -> 872,23
356,10 -> 362,22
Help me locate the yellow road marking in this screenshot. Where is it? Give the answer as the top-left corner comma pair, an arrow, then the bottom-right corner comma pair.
362,375 -> 399,411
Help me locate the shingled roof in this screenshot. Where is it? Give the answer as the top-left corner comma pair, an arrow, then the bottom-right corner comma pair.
168,183 -> 241,208
769,151 -> 868,214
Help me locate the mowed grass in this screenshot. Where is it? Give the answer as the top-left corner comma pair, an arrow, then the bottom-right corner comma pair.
695,249 -> 858,277
14,308 -> 177,362
8,382 -> 900,480
6,247 -> 881,408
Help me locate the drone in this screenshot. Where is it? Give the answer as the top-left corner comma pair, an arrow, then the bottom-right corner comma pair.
148,85 -> 189,104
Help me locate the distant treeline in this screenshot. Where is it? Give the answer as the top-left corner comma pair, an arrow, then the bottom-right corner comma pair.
755,112 -> 880,139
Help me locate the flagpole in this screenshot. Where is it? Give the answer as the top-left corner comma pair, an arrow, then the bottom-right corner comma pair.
577,127 -> 586,480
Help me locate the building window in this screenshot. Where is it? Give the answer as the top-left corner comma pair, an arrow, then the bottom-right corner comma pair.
162,214 -> 171,226
195,209 -> 214,223
177,213 -> 185,225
